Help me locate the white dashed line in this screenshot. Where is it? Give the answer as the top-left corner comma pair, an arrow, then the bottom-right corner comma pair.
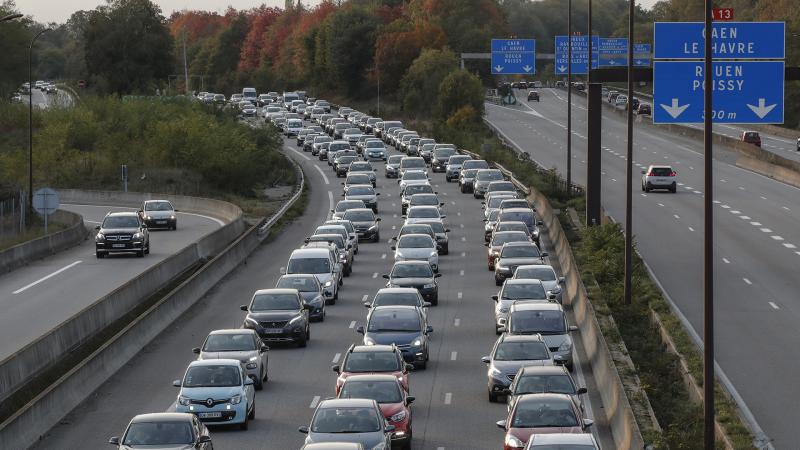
310,396 -> 321,408
459,270 -> 465,276
760,196 -> 767,200
372,272 -> 378,278
658,203 -> 664,207
783,243 -> 797,249
722,258 -> 730,264
461,252 -> 466,257
674,214 -> 680,219
743,278 -> 752,285
460,223 -> 464,229
760,228 -> 772,233
444,393 -> 452,405
349,321 -> 356,329
391,225 -> 396,230
740,216 -> 751,220
783,206 -> 791,211
362,294 -> 369,302
457,292 -> 463,299
332,353 -> 341,364
454,318 -> 461,326
688,226 -> 695,232
750,222 -> 762,226
461,236 -> 466,242
771,236 -> 784,241
451,351 -> 458,361
769,302 -> 780,310
721,205 -> 730,209
381,254 -> 387,259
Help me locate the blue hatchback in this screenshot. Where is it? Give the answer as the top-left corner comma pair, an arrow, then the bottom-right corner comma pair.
173,359 -> 256,430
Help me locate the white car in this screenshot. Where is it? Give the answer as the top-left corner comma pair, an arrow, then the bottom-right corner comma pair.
285,119 -> 303,137
392,233 -> 439,272
403,206 -> 445,225
641,165 -> 677,193
398,170 -> 429,191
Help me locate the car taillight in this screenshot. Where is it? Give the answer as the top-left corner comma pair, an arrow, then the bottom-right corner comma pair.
669,172 -> 677,177
647,172 -> 655,176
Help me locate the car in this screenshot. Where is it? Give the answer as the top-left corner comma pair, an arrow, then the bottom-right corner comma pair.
492,278 -> 554,334
337,375 -> 415,449
513,265 -> 565,303
641,165 -> 677,193
628,96 -> 640,112
474,169 -> 505,198
299,399 -> 394,449
333,123 -> 352,139
364,117 -> 383,133
138,199 -> 178,230
343,127 -> 363,147
398,170 -> 429,191
418,220 -> 450,255
506,365 -> 587,414
357,305 -> 433,369
499,199 -> 530,211
408,193 -> 444,214
376,120 -> 403,139
327,141 -> 352,165
505,302 -> 577,370
392,223 -> 436,244
193,329 -> 269,390
331,199 -> 367,220
348,161 -> 377,186
615,94 -> 628,108
398,157 -> 427,178
459,168 -> 479,193
487,181 -> 518,197
366,287 -> 431,313
636,103 -> 651,115
276,274 -> 326,321
333,344 -> 412,394
463,159 -> 491,172
257,93 -> 271,107
484,209 -> 502,241
306,234 -> 353,276
324,219 -> 360,254
343,185 -> 379,213
241,288 -> 311,347
741,130 -> 761,147
334,155 -> 359,177
343,208 -> 381,242
297,128 -> 313,145
173,359 -> 255,429
392,233 -> 439,272
491,221 -> 531,241
493,240 -> 549,283
497,208 -> 542,245
420,143 -> 437,163
608,91 -> 620,103
409,138 -> 434,157
496,393 -> 593,450
482,333 -> 557,402
315,100 -> 332,113
484,194 -> 516,220
312,136 -> 333,155
525,433 -> 600,449
400,183 -> 436,214
240,101 -> 257,117
343,174 -> 373,194
403,205 -> 444,226
317,142 -> 332,160
486,231 -> 531,271
364,140 -> 387,161
385,154 -> 403,178
286,248 -> 342,303
527,91 -> 540,102
430,147 -> 457,173
95,211 -> 150,258
445,155 -> 471,182
108,413 -> 213,449
383,261 -> 441,305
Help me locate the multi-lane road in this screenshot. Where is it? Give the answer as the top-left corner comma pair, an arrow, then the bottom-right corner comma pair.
33,123 -> 613,449
487,88 -> 798,447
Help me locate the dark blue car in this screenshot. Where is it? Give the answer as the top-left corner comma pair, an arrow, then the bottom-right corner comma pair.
357,305 -> 433,370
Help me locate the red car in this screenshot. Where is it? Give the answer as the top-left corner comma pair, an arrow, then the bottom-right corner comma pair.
333,344 -> 412,395
741,130 -> 761,147
338,374 -> 414,449
496,393 -> 593,450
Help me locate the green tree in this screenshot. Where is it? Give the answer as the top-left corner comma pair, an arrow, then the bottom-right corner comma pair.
436,69 -> 484,121
321,6 -> 380,96
83,0 -> 174,94
398,47 -> 459,115
0,1 -> 32,97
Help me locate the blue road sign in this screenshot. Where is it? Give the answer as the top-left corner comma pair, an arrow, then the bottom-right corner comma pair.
653,60 -> 784,124
491,39 -> 536,74
554,35 -> 599,75
633,43 -> 651,67
653,22 -> 785,60
599,37 -> 628,67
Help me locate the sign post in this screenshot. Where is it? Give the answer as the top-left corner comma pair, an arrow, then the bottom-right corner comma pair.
121,164 -> 128,193
32,187 -> 59,234
491,39 -> 536,75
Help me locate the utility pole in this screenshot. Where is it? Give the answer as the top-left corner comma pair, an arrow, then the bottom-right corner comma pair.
566,0 -> 572,195
623,0 -> 634,305
183,32 -> 190,95
703,0 -> 715,445
29,28 -> 50,218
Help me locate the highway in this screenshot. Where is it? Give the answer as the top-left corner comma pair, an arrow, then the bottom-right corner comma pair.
487,88 -> 800,447
0,204 -> 223,362
32,122 -> 613,449
24,86 -> 73,109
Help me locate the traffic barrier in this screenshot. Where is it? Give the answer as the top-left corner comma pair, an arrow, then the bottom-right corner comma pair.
0,210 -> 88,274
0,158 -> 304,450
0,192 -> 243,408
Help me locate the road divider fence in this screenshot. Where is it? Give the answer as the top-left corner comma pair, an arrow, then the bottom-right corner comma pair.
0,210 -> 88,274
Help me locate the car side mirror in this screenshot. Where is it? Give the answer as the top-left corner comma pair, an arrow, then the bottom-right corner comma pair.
426,325 -> 434,334
405,396 -> 415,405
172,379 -> 182,387
376,192 -> 381,195
445,229 -> 451,233
240,305 -> 248,311
347,244 -> 352,249
376,218 -> 381,221
481,356 -> 491,364
484,242 -> 489,247
244,377 -> 254,385
298,426 -> 310,434
422,302 -> 431,308
341,182 -> 345,185
303,303 -> 313,310
440,215 -> 446,218
577,387 -> 588,395
382,274 -> 389,279
330,209 -> 335,213
390,246 -> 396,250
304,237 -> 310,243
496,420 -> 507,430
197,435 -> 211,444
141,223 -> 147,228
95,225 -> 101,230
385,425 -> 396,433
583,419 -> 594,429
537,220 -> 544,226
434,273 -> 442,278
279,267 -> 287,275
261,345 -> 269,352
108,436 -> 120,445
559,277 -> 566,284
174,209 -> 180,212
363,302 -> 372,308
641,170 -> 646,174
541,252 -> 549,257
491,295 -> 499,301
440,202 -> 445,206
356,326 -> 365,334
332,364 -> 341,373
192,347 -> 200,354
569,325 -> 579,332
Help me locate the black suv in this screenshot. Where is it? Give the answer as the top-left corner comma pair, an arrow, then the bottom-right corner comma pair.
95,212 -> 150,258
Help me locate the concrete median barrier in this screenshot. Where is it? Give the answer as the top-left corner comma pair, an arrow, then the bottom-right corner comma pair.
0,210 -> 89,274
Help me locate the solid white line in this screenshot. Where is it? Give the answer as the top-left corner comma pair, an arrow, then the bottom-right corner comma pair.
332,353 -> 341,364
444,393 -> 452,405
769,302 -> 780,310
327,191 -> 334,217
84,219 -> 101,224
743,278 -> 752,285
451,351 -> 458,361
175,211 -> 226,227
310,395 -> 320,408
349,321 -> 356,329
286,146 -> 310,161
13,260 -> 83,294
315,165 -> 330,184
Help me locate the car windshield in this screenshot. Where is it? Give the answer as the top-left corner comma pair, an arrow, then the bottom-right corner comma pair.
350,163 -> 371,171
316,227 -> 346,238
102,216 -> 139,228
374,292 -> 421,307
340,380 -> 403,404
489,182 -> 515,192
492,233 -> 529,246
502,245 -> 540,258
408,208 -> 439,218
449,156 -> 470,165
338,156 -> 357,164
511,310 -> 566,334
516,267 -> 557,281
144,201 -> 173,211
497,223 -> 528,233
123,422 -> 194,445
400,226 -> 433,237
347,175 -> 371,184
348,187 -> 374,196
315,137 -> 332,143
368,309 -> 421,332
344,210 -> 375,222
651,167 -> 673,176
388,156 -> 403,164
501,200 -> 529,209
309,235 -> 344,249
488,210 -> 500,221
404,185 -> 433,196
277,276 -> 318,292
464,160 -> 490,170
392,264 -> 433,278
515,374 -> 576,395
401,159 -> 426,169
477,170 -> 503,181
288,120 -> 302,127
398,235 -> 434,248
251,293 -> 300,311
344,352 -> 401,372
335,201 -> 365,212
311,407 -> 381,433
330,143 -> 349,151
403,171 -> 427,180
462,169 -> 478,178
367,142 -> 384,148
494,341 -> 550,361
411,195 -> 438,205
512,399 -> 578,428
183,365 -> 241,387
203,333 -> 256,352
502,283 -> 547,300
488,196 -> 513,208
288,257 -> 330,274
434,149 -> 456,158
420,222 -> 445,234
500,211 -> 534,225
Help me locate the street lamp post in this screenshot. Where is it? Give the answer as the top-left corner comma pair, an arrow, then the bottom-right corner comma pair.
29,28 -> 51,216
1,13 -> 23,22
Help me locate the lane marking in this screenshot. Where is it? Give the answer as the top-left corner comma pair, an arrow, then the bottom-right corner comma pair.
688,226 -> 695,232
451,351 -> 458,361
348,321 -> 356,329
769,302 -> 780,310
740,216 -> 751,220
444,393 -> 452,405
771,236 -> 784,241
362,294 -> 369,302
457,292 -> 463,299
13,260 -> 83,294
286,146 -> 311,161
63,203 -> 226,226
310,395 -> 320,408
381,253 -> 387,259
327,191 -> 334,217
750,222 -> 762,226
460,224 -> 464,229
461,252 -> 466,257
315,165 -> 329,184
783,243 -> 796,249
461,236 -> 466,242
332,353 -> 341,364
743,278 -> 752,285
674,214 -> 680,219
372,272 -> 378,278
760,228 -> 772,233
454,318 -> 460,326
722,258 -> 730,264
730,210 -> 741,214
459,269 -> 464,276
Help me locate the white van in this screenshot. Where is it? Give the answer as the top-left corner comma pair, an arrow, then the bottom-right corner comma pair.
242,87 -> 257,102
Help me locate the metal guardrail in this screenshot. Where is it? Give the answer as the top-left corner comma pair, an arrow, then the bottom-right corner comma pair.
258,150 -> 305,237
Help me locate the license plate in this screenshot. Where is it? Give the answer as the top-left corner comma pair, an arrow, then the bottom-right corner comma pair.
112,244 -> 126,248
264,329 -> 283,334
156,220 -> 167,224
198,412 -> 222,418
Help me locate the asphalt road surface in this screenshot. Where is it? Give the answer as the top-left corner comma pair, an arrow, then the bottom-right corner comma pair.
0,204 -> 223,362
33,127 -> 613,449
488,88 -> 799,447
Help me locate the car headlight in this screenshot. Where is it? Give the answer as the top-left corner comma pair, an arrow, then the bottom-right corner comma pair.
324,280 -> 333,287
559,337 -> 573,352
489,366 -> 502,376
249,356 -> 259,362
95,232 -> 104,240
533,228 -> 540,237
422,283 -> 435,289
550,287 -> 562,294
371,444 -> 387,450
144,215 -> 151,220
390,410 -> 407,422
244,317 -> 259,328
365,337 -> 376,345
289,315 -> 303,326
504,434 -> 525,448
230,394 -> 242,405
412,338 -> 422,347
177,395 -> 191,406
428,251 -> 437,258
246,362 -> 258,369
170,215 -> 176,220
132,232 -> 143,240
368,224 -> 378,231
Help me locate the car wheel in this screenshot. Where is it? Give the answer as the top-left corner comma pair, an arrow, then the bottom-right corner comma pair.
495,277 -> 502,286
306,326 -> 311,340
248,402 -> 255,420
489,390 -> 499,403
495,326 -> 502,336
144,242 -> 150,255
431,296 -> 438,306
298,333 -> 307,348
374,232 -> 380,243
354,246 -> 359,255
240,415 -> 249,430
96,251 -> 105,259
136,249 -> 145,258
254,374 -> 263,391
331,289 -> 338,304
441,247 -> 449,255
415,360 -> 427,370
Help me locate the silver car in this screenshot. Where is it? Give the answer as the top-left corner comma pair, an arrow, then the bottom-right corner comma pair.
139,199 -> 178,230
277,274 -> 326,322
193,329 -> 269,390
513,265 -> 566,303
344,184 -> 379,213
331,200 -> 367,220
392,233 -> 439,272
385,155 -> 403,178
492,278 -> 552,334
482,333 -> 556,402
505,302 -> 577,371
473,169 -> 504,198
445,155 -> 471,182
641,165 -> 677,193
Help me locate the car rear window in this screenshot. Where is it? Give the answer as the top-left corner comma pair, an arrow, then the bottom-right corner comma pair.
651,167 -> 673,176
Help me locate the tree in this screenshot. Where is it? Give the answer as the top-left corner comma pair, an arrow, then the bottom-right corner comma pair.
436,69 -> 484,121
0,1 -> 32,97
321,5 -> 380,96
84,0 -> 174,94
398,48 -> 459,115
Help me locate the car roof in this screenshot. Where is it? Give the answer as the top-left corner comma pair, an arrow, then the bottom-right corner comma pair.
516,392 -> 573,403
207,329 -> 257,336
648,164 -> 673,169
502,241 -> 537,248
501,333 -> 545,343
517,264 -> 555,271
291,248 -> 332,257
376,287 -> 420,294
341,374 -> 400,383
318,398 -> 377,408
130,412 -> 195,423
494,231 -> 529,238
143,199 -> 172,204
528,433 -> 597,445
393,260 -> 431,267
512,301 -> 562,312
497,221 -> 528,227
351,344 -> 396,353
105,211 -> 138,218
187,358 -> 242,367
519,365 -> 571,376
253,288 -> 298,296
503,278 -> 543,285
301,443 -> 365,450
371,305 -> 419,312
345,208 -> 374,214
